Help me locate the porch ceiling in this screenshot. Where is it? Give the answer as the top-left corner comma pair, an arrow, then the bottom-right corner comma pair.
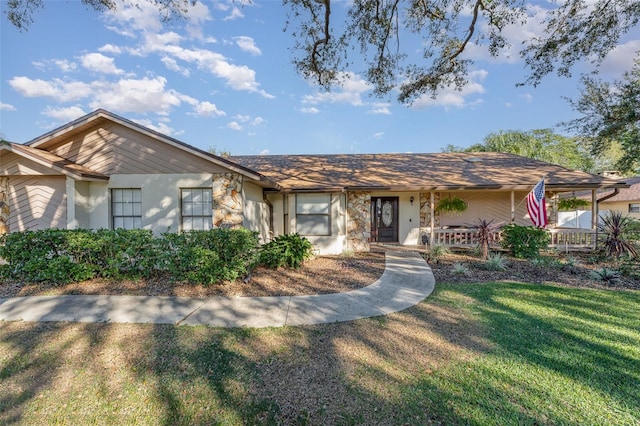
232,152 -> 627,192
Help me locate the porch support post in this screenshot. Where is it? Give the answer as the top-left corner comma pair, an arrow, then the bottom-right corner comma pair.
510,191 -> 515,222
592,189 -> 598,250
430,191 -> 435,245
591,189 -> 597,229
66,176 -> 76,230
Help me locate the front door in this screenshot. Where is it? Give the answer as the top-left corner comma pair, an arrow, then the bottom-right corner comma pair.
371,197 -> 399,242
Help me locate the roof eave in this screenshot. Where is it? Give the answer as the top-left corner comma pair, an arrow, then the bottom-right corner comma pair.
26,109 -> 266,182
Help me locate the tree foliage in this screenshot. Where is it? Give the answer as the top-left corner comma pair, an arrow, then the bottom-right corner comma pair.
564,58 -> 640,175
5,0 -> 639,104
445,129 -> 594,171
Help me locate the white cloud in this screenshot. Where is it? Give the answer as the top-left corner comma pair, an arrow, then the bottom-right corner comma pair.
99,44 -> 122,54
521,93 -> 533,103
370,102 -> 391,115
227,121 -> 243,131
259,149 -> 270,155
0,103 -> 16,111
42,106 -> 86,121
600,40 -> 640,76
251,117 -> 265,126
101,0 -> 272,98
161,56 -> 190,76
53,59 -> 77,72
300,107 -> 319,114
303,72 -> 371,106
191,101 -> 226,117
411,70 -> 487,109
233,114 -> 251,122
235,36 -> 261,55
80,53 -> 124,75
89,76 -> 182,114
373,132 -> 384,139
103,0 -> 164,35
133,118 -> 183,137
223,7 -> 244,21
9,76 -> 92,100
461,4 -> 549,64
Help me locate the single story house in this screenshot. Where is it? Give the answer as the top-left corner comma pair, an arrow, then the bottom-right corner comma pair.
0,109 -> 628,254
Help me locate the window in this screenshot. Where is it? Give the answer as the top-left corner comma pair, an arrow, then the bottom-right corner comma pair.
112,188 -> 142,229
296,193 -> 330,236
630,203 -> 640,214
181,188 -> 212,231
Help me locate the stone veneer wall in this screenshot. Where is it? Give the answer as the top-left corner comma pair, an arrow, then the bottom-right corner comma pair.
347,191 -> 371,252
0,177 -> 8,234
419,191 -> 440,228
212,173 -> 244,228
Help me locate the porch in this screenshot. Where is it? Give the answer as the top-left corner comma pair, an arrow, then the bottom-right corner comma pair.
424,227 -> 597,252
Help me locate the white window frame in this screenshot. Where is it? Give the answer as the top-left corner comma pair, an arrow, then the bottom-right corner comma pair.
629,203 -> 640,214
296,193 -> 331,236
181,188 -> 213,231
112,188 -> 142,230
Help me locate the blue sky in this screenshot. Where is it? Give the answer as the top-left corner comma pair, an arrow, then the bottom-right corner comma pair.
1,0 -> 638,156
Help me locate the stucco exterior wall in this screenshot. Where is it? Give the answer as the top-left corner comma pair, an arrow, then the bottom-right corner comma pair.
242,181 -> 271,244
89,173 -> 215,233
600,201 -> 640,220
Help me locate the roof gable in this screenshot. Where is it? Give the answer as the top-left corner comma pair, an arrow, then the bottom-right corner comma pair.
26,109 -> 268,182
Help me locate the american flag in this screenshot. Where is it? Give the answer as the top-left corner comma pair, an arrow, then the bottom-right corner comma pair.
527,179 -> 548,228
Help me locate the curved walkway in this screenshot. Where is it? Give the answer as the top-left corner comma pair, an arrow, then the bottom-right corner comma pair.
0,251 -> 434,328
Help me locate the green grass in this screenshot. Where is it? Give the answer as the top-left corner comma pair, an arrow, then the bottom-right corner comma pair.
1,283 -> 639,425
401,283 -> 640,425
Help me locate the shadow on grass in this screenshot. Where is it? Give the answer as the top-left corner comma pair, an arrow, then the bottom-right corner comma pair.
400,282 -> 640,424
2,282 -> 638,425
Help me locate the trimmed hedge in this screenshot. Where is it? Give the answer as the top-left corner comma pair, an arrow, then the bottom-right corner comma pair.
0,229 -> 314,285
0,228 -> 260,285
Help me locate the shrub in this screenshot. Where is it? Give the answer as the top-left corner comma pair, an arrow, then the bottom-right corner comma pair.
468,218 -> 504,260
597,211 -> 639,259
159,228 -> 260,284
501,224 -> 550,259
483,252 -> 507,271
0,228 -> 260,285
589,267 -> 621,285
0,229 -> 98,283
259,233 -> 314,269
427,244 -> 450,264
452,262 -> 469,276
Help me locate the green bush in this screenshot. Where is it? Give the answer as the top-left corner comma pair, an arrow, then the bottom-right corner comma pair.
0,228 -> 260,285
259,233 -> 314,269
483,252 -> 508,271
501,224 -> 550,259
159,228 -> 260,284
0,229 -> 98,283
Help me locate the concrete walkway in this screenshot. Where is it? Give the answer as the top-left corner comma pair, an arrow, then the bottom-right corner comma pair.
0,251 -> 434,328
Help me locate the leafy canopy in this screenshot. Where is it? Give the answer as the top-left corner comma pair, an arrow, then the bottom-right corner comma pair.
5,0 -> 639,104
443,129 -> 594,172
564,58 -> 640,175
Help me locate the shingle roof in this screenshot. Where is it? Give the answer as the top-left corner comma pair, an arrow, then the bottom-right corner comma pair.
571,176 -> 640,202
231,152 -> 625,192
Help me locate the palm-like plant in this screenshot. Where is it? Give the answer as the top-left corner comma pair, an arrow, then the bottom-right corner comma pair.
598,211 -> 639,259
468,219 -> 504,260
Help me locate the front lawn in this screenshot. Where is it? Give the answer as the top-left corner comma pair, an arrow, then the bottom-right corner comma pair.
1,282 -> 638,424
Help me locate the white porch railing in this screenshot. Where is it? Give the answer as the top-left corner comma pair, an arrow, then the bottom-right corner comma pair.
548,228 -> 596,250
428,227 -> 596,251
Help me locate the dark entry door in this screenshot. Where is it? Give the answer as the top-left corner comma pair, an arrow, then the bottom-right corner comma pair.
371,197 -> 399,242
